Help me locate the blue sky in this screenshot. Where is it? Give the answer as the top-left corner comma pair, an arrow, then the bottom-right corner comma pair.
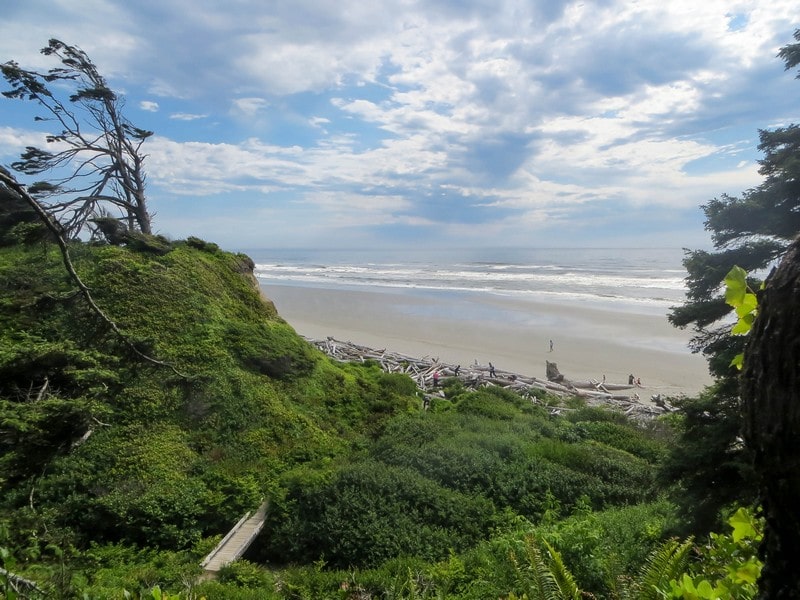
0,1 -> 797,250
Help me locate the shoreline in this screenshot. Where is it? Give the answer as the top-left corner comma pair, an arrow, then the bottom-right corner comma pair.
306,335 -> 669,419
260,282 -> 713,398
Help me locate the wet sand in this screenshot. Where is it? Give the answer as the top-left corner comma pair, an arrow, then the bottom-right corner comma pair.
260,282 -> 712,398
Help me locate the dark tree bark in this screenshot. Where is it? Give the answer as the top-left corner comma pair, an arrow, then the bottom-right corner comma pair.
741,237 -> 800,599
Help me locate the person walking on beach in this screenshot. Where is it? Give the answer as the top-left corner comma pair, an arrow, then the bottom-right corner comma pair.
489,362 -> 496,378
453,365 -> 460,376
628,374 -> 635,385
549,339 -> 554,352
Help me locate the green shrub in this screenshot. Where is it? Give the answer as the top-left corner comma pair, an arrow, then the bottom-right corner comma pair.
225,321 -> 315,379
370,399 -> 656,520
455,392 -> 521,420
217,559 -> 275,588
76,542 -> 201,598
185,236 -> 220,253
566,405 -> 629,425
193,581 -> 280,599
539,500 -> 673,596
264,459 -> 496,568
575,420 -> 667,462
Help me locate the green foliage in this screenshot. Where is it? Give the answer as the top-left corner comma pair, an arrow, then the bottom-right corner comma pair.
0,239 -> 425,574
371,399 -> 663,521
0,393 -> 99,486
539,500 -> 673,596
664,33 -> 800,548
287,359 -> 418,433
507,536 -> 581,600
660,383 -> 756,536
193,580 -> 277,600
661,507 -> 762,599
217,559 -> 275,589
264,459 -> 496,568
224,320 -> 315,379
723,266 -> 760,369
72,542 -> 202,598
454,386 -> 532,419
21,423 -> 210,548
568,409 -> 668,462
0,237 -> 696,598
0,183 -> 47,247
121,231 -> 173,255
184,236 -> 220,253
618,537 -> 693,600
260,386 -> 670,578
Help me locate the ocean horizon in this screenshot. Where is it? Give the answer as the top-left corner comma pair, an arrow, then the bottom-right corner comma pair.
244,247 -> 689,318
246,247 -> 711,394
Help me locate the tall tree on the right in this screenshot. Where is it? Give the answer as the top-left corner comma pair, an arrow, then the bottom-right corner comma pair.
741,237 -> 800,599
664,29 -> 800,534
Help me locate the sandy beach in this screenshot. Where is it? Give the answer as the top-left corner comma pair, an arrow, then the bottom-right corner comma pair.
260,282 -> 713,398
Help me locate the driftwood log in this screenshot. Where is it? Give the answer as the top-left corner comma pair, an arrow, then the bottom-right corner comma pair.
307,337 -> 668,421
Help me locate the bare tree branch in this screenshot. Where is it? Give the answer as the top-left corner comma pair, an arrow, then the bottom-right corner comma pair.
2,39 -> 153,236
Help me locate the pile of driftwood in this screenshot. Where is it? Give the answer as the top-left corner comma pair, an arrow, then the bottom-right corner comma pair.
306,336 -> 670,420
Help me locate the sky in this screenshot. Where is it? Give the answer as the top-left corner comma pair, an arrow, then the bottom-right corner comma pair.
0,1 -> 797,251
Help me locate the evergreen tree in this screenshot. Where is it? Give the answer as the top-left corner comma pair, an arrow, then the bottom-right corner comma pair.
664,29 -> 800,534
741,237 -> 800,599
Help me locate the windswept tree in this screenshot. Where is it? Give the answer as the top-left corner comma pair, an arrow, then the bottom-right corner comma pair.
663,29 -> 800,534
1,38 -> 153,237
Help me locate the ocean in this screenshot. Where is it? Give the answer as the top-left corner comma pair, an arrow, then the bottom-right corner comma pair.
245,247 -> 689,318
244,247 -> 711,392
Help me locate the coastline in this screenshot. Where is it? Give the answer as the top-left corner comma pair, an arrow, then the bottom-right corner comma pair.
260,282 -> 713,398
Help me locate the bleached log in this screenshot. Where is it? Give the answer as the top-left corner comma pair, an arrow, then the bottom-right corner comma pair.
305,336 -> 667,419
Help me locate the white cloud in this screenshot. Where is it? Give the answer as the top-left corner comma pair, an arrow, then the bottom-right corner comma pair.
0,127 -> 53,161
169,113 -> 208,121
230,98 -> 269,118
1,0 -> 797,247
309,116 -> 330,128
140,100 -> 160,112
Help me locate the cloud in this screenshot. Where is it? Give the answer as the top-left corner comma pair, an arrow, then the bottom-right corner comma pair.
0,126 -> 51,160
230,98 -> 269,118
1,0 -> 798,248
309,116 -> 331,129
139,100 -> 160,112
169,113 -> 208,121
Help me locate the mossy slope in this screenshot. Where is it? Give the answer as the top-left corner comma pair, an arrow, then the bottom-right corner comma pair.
0,240 -> 416,549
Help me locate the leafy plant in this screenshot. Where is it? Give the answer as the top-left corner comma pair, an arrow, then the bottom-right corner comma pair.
617,537 -> 693,600
507,536 -> 581,600
661,507 -> 763,599
723,266 -> 761,369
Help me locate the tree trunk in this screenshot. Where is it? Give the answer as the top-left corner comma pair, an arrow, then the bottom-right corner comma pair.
741,237 -> 800,599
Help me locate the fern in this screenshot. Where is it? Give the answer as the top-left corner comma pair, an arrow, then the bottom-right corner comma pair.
620,537 -> 694,600
528,537 -> 558,600
510,536 -> 583,600
541,540 -> 582,600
